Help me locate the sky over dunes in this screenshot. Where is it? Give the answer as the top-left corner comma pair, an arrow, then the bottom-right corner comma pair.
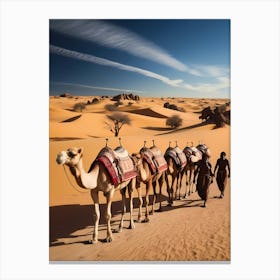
50,19 -> 230,98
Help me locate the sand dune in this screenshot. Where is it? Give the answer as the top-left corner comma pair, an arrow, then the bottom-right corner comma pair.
120,108 -> 168,119
49,96 -> 230,261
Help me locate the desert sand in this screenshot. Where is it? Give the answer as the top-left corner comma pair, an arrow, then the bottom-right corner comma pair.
49,95 -> 230,261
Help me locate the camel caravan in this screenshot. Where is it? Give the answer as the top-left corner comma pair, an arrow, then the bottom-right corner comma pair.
56,138 -> 225,244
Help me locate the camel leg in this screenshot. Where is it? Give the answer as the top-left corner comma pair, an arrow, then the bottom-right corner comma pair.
188,168 -> 195,195
177,172 -> 183,200
128,182 -> 135,229
150,180 -> 157,215
166,174 -> 172,206
189,169 -> 192,195
116,187 -> 126,233
158,173 -> 164,212
136,183 -> 142,222
175,173 -> 179,200
192,168 -> 196,193
143,180 -> 152,223
171,175 -> 176,204
90,190 -> 100,244
105,188 -> 114,242
184,169 -> 189,198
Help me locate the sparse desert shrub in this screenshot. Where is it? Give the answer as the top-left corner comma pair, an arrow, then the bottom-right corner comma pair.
213,111 -> 227,128
60,93 -> 72,98
164,102 -> 170,108
199,106 -> 214,123
128,102 -> 134,106
106,112 -> 131,137
198,105 -> 230,128
73,102 -> 86,112
92,97 -> 100,104
166,115 -> 183,129
105,103 -> 118,111
163,102 -> 185,112
116,100 -> 124,106
214,104 -> 227,114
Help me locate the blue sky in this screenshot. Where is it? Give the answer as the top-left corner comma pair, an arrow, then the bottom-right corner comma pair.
49,19 -> 230,98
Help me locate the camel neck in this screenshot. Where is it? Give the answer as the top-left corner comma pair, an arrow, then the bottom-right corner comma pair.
139,161 -> 149,182
72,158 -> 98,190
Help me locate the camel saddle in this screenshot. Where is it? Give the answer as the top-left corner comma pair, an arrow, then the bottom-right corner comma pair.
94,146 -> 137,185
165,146 -> 187,169
183,146 -> 202,163
197,144 -> 211,157
140,146 -> 168,174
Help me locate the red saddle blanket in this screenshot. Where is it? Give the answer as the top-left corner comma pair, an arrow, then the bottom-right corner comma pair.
140,146 -> 168,174
165,146 -> 187,169
94,146 -> 137,185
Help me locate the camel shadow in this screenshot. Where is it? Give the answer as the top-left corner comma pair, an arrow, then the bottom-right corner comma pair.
156,198 -> 204,212
50,200 -> 127,247
49,194 -> 170,247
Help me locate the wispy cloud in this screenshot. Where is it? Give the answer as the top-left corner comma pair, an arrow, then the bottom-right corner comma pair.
50,45 -> 229,96
193,65 -> 229,78
50,45 -> 187,88
51,81 -> 145,93
182,76 -> 230,93
50,20 -> 201,75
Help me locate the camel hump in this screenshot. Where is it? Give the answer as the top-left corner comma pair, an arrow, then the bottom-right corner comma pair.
197,144 -> 211,157
95,145 -> 137,185
187,146 -> 202,163
165,147 -> 187,168
113,146 -> 129,159
183,146 -> 193,158
141,146 -> 167,174
96,146 -> 115,159
149,145 -> 163,157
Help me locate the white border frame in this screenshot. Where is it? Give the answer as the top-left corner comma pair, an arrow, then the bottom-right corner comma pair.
1,0 -> 279,279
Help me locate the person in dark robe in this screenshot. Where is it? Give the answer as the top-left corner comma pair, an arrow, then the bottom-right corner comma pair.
193,153 -> 214,207
214,152 -> 230,199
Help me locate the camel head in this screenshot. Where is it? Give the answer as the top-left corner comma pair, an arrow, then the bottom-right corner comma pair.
56,147 -> 84,167
131,153 -> 142,169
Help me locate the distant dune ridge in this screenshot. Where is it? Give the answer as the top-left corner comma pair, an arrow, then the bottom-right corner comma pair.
49,94 -> 230,261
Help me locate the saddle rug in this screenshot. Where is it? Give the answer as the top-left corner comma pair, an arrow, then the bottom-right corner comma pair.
183,146 -> 202,163
140,146 -> 168,174
165,146 -> 187,169
95,146 -> 137,185
197,144 -> 211,157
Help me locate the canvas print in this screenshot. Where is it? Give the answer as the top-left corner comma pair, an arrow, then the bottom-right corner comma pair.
49,19 -> 230,261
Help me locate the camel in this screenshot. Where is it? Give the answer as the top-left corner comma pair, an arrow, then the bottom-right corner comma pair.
131,153 -> 166,222
56,147 -> 136,244
164,142 -> 187,205
183,144 -> 199,198
183,143 -> 211,198
184,159 -> 196,197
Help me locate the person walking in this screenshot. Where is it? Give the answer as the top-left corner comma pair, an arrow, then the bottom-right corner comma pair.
193,153 -> 214,207
214,152 -> 230,199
